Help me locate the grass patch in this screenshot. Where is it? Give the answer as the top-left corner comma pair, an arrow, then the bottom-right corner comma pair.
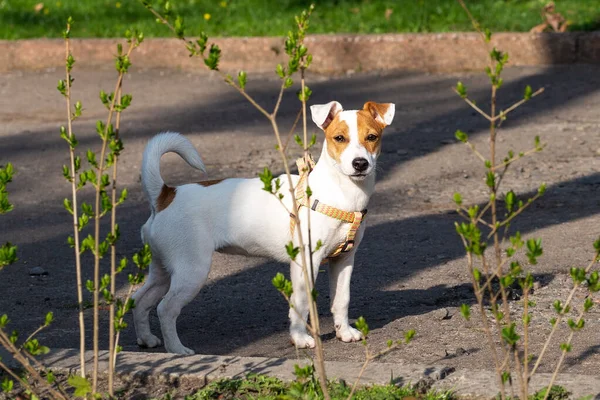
178,373 -> 455,400
2,0 -> 600,39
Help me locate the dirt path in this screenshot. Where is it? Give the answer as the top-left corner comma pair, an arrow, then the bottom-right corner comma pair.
1,64 -> 599,377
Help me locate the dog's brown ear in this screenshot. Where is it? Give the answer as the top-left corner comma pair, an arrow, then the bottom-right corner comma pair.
363,102 -> 395,127
310,101 -> 343,130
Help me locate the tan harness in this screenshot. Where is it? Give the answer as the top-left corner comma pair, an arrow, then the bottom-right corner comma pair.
290,155 -> 367,259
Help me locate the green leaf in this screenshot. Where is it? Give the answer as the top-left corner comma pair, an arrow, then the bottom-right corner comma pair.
271,272 -> 293,298
560,343 -> 572,352
524,85 -> 533,100
526,238 -> 543,265
68,375 -> 92,397
460,304 -> 470,320
63,198 -> 74,215
314,239 -> 323,252
285,242 -> 300,261
501,323 -> 520,346
455,81 -> 467,98
484,28 -> 492,42
404,329 -> 416,344
44,312 -> 54,326
204,44 -> 221,70
355,316 -> 369,337
276,63 -> 285,78
114,258 -> 127,276
485,171 -> 495,189
584,297 -> 594,312
284,77 -> 293,89
454,130 -> 468,143
538,183 -> 546,196
297,85 -> 312,102
237,71 -> 247,90
0,242 -> 18,268
504,189 -> 515,209
258,167 -> 274,193
452,192 -> 462,206
132,244 -> 152,269
294,134 -> 303,147
1,377 -> 13,393
553,300 -> 563,314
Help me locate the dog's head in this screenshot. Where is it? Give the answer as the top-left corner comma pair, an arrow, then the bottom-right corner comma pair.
310,101 -> 395,181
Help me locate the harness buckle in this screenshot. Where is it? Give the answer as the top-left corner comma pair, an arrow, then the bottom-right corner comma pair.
341,240 -> 355,252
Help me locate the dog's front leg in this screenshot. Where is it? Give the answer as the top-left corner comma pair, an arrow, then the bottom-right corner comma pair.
289,248 -> 324,349
328,251 -> 363,343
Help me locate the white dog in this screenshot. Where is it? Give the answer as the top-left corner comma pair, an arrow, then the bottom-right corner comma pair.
132,101 -> 395,354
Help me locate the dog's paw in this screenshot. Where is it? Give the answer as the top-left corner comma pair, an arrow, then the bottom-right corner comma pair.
336,325 -> 363,343
137,334 -> 162,348
165,343 -> 195,355
291,332 -> 316,349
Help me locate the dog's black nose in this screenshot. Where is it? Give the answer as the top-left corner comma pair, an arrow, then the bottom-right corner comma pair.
352,158 -> 369,172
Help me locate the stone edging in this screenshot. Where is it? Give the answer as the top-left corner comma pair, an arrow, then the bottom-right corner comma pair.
36,349 -> 600,398
1,32 -> 600,74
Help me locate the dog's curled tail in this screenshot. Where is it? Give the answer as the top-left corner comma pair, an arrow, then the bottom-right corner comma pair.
141,132 -> 206,212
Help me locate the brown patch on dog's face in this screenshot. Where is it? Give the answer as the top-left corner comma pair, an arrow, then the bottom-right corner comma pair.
156,184 -> 176,212
197,179 -> 225,187
356,109 -> 385,156
323,116 -> 350,164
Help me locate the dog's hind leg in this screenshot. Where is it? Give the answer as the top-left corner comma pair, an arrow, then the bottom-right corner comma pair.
156,253 -> 211,355
132,259 -> 170,348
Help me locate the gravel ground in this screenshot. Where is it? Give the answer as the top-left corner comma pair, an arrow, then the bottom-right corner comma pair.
1,64 -> 599,380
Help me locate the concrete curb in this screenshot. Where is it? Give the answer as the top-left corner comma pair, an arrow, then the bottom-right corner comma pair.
38,349 -> 600,398
1,32 -> 600,74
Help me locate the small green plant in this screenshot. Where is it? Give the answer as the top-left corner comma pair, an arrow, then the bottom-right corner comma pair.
0,163 -> 17,269
59,17 -> 149,398
454,2 -> 599,399
0,166 -> 70,399
189,372 -> 455,400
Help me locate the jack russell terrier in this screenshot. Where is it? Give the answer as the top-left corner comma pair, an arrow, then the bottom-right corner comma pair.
132,101 -> 395,354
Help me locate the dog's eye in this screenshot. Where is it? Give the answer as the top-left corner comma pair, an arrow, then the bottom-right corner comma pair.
334,135 -> 346,143
366,134 -> 378,142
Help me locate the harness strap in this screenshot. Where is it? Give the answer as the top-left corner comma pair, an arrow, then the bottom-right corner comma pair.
290,155 -> 367,260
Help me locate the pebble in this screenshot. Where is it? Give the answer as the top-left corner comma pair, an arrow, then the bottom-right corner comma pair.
396,149 -> 409,156
28,266 -> 48,276
455,347 -> 468,356
596,148 -> 600,155
422,366 -> 456,380
432,308 -> 450,320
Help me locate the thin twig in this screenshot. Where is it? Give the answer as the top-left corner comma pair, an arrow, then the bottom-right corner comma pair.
454,90 -> 493,121
492,146 -> 544,172
531,252 -> 600,375
0,331 -> 67,400
462,140 -> 488,163
63,23 -> 86,377
282,108 -> 303,153
542,305 -> 586,400
107,82 -> 123,397
91,41 -> 136,393
492,88 -> 545,122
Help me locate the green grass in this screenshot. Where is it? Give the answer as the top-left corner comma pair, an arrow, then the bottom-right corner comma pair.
179,373 -> 456,400
1,0 -> 600,39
